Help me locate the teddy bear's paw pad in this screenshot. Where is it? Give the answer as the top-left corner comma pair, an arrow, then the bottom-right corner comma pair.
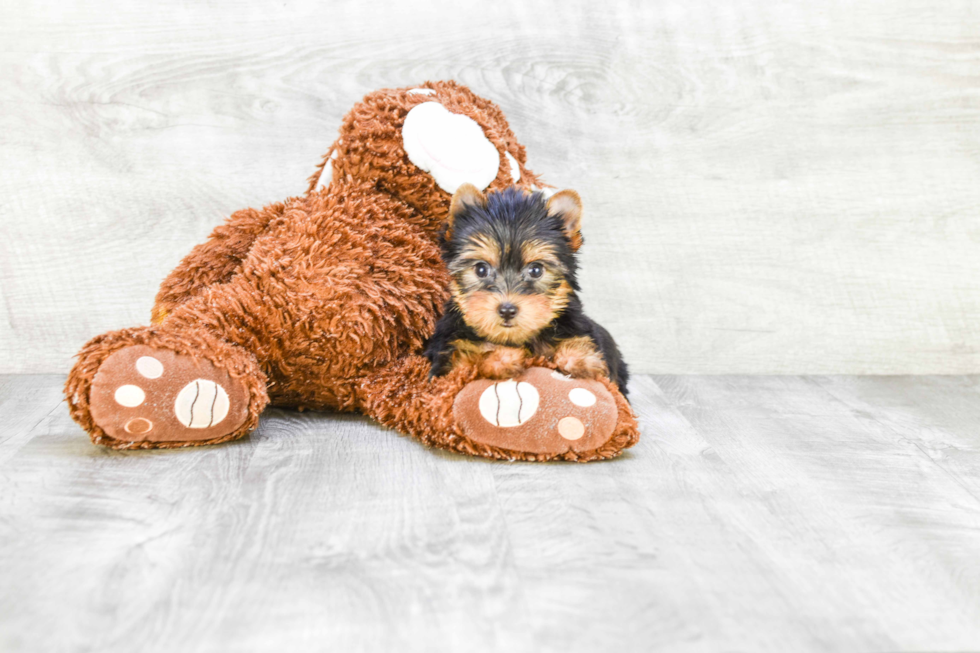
453,367 -> 618,456
89,345 -> 249,443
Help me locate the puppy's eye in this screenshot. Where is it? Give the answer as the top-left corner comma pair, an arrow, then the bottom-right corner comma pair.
527,262 -> 544,279
474,262 -> 490,278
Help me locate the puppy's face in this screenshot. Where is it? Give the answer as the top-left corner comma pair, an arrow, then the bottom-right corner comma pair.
442,185 -> 583,345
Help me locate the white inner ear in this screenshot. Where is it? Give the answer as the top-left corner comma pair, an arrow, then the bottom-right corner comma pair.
402,102 -> 500,194
505,152 -> 521,182
317,148 -> 339,190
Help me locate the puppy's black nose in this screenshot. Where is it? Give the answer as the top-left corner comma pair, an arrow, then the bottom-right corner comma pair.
497,303 -> 518,320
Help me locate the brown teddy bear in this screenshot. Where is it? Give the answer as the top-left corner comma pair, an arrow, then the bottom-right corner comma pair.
65,81 -> 639,462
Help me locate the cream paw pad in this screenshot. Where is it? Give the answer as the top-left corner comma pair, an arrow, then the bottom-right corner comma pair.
453,367 -> 618,456
89,345 -> 249,443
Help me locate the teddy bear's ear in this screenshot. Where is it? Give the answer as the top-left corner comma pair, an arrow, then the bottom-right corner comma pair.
546,189 -> 583,251
446,183 -> 486,240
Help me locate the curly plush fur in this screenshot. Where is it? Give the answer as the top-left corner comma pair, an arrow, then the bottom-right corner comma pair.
65,81 -> 639,462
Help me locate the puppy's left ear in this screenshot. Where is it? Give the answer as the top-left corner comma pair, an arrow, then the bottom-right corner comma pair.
547,190 -> 583,251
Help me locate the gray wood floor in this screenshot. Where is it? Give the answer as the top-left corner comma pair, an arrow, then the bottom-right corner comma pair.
2,374 -> 980,652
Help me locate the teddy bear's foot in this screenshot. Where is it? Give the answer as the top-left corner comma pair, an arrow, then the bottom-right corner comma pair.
453,367 -> 622,460
88,344 -> 252,445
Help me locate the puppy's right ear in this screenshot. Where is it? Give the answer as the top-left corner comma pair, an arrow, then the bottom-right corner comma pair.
447,183 -> 486,240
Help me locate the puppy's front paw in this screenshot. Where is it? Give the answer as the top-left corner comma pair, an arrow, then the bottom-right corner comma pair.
553,337 -> 608,379
479,346 -> 527,379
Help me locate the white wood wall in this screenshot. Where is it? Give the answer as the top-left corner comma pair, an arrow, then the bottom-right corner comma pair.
2,0 -> 979,374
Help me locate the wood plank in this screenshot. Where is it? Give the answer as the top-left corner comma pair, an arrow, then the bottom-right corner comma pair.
647,374 -> 980,650
3,1 -> 980,374
0,374 -> 66,466
0,383 -> 523,652
3,374 -> 980,651
490,373 -> 980,650
812,375 -> 980,507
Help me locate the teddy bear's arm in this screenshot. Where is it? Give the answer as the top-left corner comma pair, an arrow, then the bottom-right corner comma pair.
151,203 -> 285,322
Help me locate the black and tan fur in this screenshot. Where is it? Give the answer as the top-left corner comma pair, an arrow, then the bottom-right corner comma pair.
424,184 -> 629,396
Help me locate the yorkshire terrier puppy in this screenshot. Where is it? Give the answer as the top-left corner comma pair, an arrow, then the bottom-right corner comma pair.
424,184 -> 629,396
